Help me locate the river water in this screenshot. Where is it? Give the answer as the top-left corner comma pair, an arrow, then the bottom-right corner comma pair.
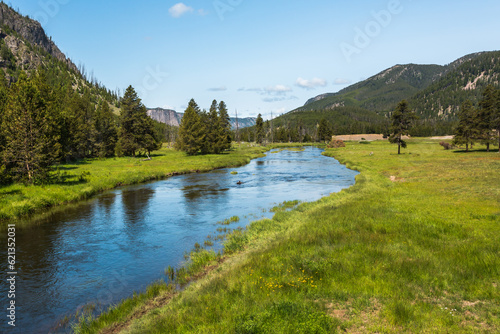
0,147 -> 358,333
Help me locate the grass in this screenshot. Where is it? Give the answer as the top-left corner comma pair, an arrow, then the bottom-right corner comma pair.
0,143 -> 269,225
74,139 -> 499,333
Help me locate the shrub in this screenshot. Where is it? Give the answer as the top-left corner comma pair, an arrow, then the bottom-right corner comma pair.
327,137 -> 346,148
439,141 -> 453,150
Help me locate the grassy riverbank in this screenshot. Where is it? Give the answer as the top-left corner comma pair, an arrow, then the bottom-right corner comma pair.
0,144 -> 269,223
75,139 -> 500,333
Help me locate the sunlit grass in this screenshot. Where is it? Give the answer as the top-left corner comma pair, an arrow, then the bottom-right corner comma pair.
76,139 -> 500,333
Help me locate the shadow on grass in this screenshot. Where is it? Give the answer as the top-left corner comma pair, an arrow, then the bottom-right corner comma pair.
452,148 -> 500,154
0,189 -> 22,196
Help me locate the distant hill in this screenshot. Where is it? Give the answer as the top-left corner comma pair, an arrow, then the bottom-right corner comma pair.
302,64 -> 445,112
147,107 -> 256,130
409,51 -> 500,120
300,52 -> 490,115
279,51 -> 500,136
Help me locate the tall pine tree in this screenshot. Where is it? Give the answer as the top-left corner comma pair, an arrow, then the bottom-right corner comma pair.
389,100 -> 418,154
477,85 -> 496,152
94,101 -> 118,158
255,113 -> 264,144
0,71 -> 9,184
453,100 -> 478,152
2,72 -> 60,183
492,88 -> 500,152
118,86 -> 160,157
176,99 -> 206,155
217,101 -> 232,151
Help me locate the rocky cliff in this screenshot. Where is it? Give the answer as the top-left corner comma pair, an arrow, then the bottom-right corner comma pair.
0,2 -> 77,77
147,107 -> 256,130
147,108 -> 182,127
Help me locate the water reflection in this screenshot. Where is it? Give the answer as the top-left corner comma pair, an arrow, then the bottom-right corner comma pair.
0,147 -> 358,334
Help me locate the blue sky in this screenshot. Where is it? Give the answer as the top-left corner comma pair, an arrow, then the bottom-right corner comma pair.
11,0 -> 500,118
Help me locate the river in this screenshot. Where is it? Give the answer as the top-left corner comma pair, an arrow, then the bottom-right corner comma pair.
0,147 -> 358,333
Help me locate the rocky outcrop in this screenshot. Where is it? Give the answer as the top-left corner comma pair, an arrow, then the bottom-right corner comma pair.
0,3 -> 77,72
147,107 -> 256,130
147,108 -> 182,127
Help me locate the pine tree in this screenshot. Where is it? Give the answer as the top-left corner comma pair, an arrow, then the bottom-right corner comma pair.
255,114 -> 264,144
118,86 -> 160,157
176,99 -> 206,155
477,85 -> 496,152
94,101 -> 118,158
389,100 -> 418,154
492,88 -> 500,152
217,101 -> 232,151
453,100 -> 478,152
69,90 -> 96,158
2,72 -> 60,183
205,100 -> 220,154
0,71 -> 9,184
317,118 -> 332,142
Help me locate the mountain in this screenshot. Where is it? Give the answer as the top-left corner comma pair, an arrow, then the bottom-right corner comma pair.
0,2 -> 77,79
299,51 -> 494,116
147,107 -> 256,130
276,51 -> 500,136
0,3 -> 118,105
409,51 -> 500,119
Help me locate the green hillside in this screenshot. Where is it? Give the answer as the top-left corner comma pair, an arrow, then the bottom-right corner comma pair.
300,64 -> 446,113
264,51 -> 500,137
409,51 -> 500,119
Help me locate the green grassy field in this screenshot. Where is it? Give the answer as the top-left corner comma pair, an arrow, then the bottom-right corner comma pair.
0,144 -> 269,224
73,139 -> 500,333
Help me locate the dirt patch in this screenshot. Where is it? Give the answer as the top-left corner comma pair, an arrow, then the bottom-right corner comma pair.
326,298 -> 383,332
334,134 -> 386,141
462,300 -> 481,308
390,176 -> 405,183
101,290 -> 177,334
334,134 -> 411,141
429,136 -> 454,140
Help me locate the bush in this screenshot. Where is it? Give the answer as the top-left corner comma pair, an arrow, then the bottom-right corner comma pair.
439,141 -> 453,150
327,137 -> 346,148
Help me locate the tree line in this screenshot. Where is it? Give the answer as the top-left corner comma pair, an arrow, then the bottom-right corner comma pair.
453,85 -> 500,152
176,99 -> 232,155
0,69 -> 164,185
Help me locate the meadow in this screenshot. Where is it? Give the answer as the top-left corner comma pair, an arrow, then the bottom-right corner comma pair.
0,144 -> 269,224
74,139 -> 500,333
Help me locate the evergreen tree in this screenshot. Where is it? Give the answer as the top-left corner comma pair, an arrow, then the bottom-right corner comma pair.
255,113 -> 264,144
453,100 -> 477,152
94,101 -> 118,158
317,118 -> 332,142
492,88 -> 500,152
176,99 -> 206,155
70,90 -> 96,158
2,72 -> 60,183
118,86 -> 160,157
205,100 -> 220,154
217,101 -> 232,151
477,85 -> 496,152
0,71 -> 9,184
389,100 -> 418,154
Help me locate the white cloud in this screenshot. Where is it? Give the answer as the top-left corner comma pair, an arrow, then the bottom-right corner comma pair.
169,3 -> 194,18
208,86 -> 227,92
296,77 -> 327,90
264,85 -> 293,95
262,95 -> 299,103
334,78 -> 352,85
